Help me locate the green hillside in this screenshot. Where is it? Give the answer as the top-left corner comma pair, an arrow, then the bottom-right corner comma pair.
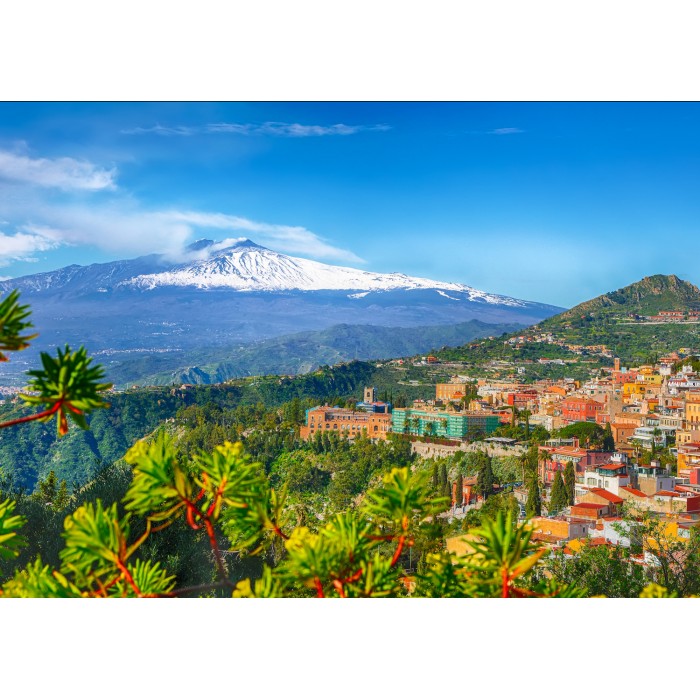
551,274 -> 700,320
106,319 -> 524,387
434,275 -> 700,368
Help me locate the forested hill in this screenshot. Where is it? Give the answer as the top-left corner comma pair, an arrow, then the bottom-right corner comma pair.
0,360 -> 441,492
428,274 -> 700,367
103,319 -> 525,388
546,274 -> 700,321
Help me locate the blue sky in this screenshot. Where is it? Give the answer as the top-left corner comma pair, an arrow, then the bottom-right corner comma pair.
1,102 -> 700,307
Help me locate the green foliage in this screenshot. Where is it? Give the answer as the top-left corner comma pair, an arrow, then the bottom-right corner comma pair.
0,499 -> 27,562
548,471 -> 568,515
0,289 -> 36,360
602,422 -> 615,451
546,541 -> 645,598
474,451 -> 495,498
623,506 -> 700,597
20,345 -> 113,436
564,461 -> 576,505
525,475 -> 541,518
417,512 -> 584,598
557,421 -> 604,447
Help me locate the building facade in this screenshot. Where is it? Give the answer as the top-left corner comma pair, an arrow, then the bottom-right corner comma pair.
300,406 -> 392,441
391,408 -> 499,439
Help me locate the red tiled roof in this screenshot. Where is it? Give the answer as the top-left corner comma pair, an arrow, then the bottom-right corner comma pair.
587,488 -> 624,505
572,503 -> 606,510
620,486 -> 648,498
653,490 -> 681,498
597,463 -> 627,471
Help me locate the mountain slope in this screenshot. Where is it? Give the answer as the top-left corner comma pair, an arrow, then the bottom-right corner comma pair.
553,274 -> 700,320
434,274 -> 700,369
108,319 -> 525,387
119,239 -> 526,304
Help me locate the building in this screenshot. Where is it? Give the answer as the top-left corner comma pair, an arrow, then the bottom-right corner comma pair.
610,422 -> 638,448
538,440 -> 615,484
580,461 -> 630,495
685,392 -> 700,431
391,408 -> 500,440
435,383 -> 468,402
634,463 -> 676,496
300,406 -> 392,441
561,397 -> 605,424
578,488 -> 624,516
530,517 -> 590,545
677,442 -> 700,479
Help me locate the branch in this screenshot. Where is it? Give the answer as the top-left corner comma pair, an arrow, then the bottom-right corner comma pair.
0,401 -> 61,430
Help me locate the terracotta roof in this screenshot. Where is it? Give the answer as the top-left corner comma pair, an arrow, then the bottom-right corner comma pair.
572,503 -> 607,510
620,486 -> 648,498
587,488 -> 624,505
596,463 -> 627,471
653,490 -> 682,498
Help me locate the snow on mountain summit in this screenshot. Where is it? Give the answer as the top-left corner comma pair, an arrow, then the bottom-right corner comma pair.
121,239 -> 526,306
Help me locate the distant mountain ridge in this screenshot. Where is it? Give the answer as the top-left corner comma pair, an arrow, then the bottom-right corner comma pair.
0,239 -> 563,386
111,318 -> 525,387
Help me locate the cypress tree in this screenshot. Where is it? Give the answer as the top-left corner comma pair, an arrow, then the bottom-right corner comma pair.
55,479 -> 70,511
564,461 -> 576,505
549,471 -> 568,515
602,423 -> 615,451
525,475 -> 542,518
476,454 -> 495,498
432,462 -> 439,490
443,480 -> 452,501
455,472 -> 464,507
439,463 -> 448,490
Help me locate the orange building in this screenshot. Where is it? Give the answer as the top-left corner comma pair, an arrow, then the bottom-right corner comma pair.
610,423 -> 637,448
299,406 -> 392,441
561,397 -> 604,424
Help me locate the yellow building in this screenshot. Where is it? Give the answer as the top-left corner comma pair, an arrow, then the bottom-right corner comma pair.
685,393 -> 700,432
436,383 -> 467,402
623,383 -> 646,399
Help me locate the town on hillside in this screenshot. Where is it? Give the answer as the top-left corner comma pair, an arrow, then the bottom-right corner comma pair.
299,348 -> 700,568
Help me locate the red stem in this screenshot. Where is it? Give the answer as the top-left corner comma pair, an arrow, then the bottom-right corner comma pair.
390,535 -> 406,568
115,558 -> 141,597
0,401 -> 61,429
314,577 -> 325,598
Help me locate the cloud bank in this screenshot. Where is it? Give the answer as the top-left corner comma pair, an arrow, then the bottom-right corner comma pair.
0,143 -> 364,270
0,149 -> 116,191
122,121 -> 391,138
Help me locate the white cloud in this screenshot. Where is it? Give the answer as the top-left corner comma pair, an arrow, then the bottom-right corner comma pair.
122,121 -> 391,138
0,149 -> 116,191
488,127 -> 524,135
0,203 -> 364,265
163,211 -> 365,262
0,229 -> 62,267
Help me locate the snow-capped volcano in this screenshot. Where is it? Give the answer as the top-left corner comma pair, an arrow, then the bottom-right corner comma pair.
120,238 -> 526,306
0,238 -> 563,387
